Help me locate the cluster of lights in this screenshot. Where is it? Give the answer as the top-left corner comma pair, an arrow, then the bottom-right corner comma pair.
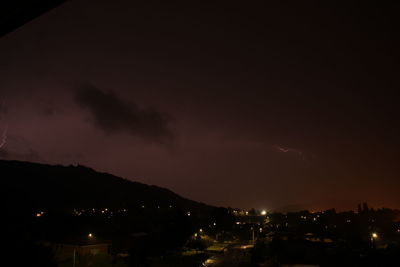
72,209 -> 84,216
35,211 -> 45,217
69,205 -> 175,210
72,208 -> 131,217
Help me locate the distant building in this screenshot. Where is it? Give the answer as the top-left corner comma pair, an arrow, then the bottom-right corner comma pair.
52,238 -> 111,261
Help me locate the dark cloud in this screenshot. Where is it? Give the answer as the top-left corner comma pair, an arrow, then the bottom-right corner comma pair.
74,84 -> 174,145
41,101 -> 63,116
0,101 -> 7,116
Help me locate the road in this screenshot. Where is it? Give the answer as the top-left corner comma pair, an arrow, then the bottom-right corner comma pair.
202,242 -> 253,267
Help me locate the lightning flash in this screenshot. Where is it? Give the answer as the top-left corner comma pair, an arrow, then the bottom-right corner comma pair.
0,125 -> 7,149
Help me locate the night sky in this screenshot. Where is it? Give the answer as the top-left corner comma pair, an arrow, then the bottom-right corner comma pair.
1,1 -> 399,211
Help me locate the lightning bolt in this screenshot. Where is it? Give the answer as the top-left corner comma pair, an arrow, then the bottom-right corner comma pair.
0,125 -> 7,149
0,100 -> 7,149
274,145 -> 307,160
275,145 -> 290,153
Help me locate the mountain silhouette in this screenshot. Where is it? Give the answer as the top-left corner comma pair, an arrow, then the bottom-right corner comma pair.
0,159 -> 211,213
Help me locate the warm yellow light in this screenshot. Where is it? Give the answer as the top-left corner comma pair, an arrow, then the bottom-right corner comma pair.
261,210 -> 267,215
36,213 -> 41,217
372,233 -> 378,239
205,259 -> 215,264
88,233 -> 93,238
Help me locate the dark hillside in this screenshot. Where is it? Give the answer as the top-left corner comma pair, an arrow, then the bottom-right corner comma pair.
0,159 -> 211,212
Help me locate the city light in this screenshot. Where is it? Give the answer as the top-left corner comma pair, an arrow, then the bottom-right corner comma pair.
371,232 -> 378,239
261,210 -> 267,215
88,233 -> 93,238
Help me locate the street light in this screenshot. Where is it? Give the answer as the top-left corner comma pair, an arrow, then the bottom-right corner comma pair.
370,232 -> 378,248
88,233 -> 93,238
261,210 -> 267,216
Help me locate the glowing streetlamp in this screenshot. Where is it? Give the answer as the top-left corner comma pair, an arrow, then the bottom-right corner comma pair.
261,210 -> 267,216
370,232 -> 378,248
88,233 -> 93,238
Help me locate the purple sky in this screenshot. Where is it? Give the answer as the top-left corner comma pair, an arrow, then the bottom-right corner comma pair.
1,1 -> 399,211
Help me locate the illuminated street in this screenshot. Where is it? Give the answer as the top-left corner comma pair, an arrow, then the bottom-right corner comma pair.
201,242 -> 253,267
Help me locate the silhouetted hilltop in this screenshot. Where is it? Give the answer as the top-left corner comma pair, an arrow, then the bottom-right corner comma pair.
0,159 -> 211,212
0,1 -> 68,37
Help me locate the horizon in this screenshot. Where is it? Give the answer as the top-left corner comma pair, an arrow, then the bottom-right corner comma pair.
3,3 -> 400,267
2,158 -> 398,213
1,1 -> 400,211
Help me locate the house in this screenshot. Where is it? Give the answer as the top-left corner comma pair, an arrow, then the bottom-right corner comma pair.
52,237 -> 111,261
